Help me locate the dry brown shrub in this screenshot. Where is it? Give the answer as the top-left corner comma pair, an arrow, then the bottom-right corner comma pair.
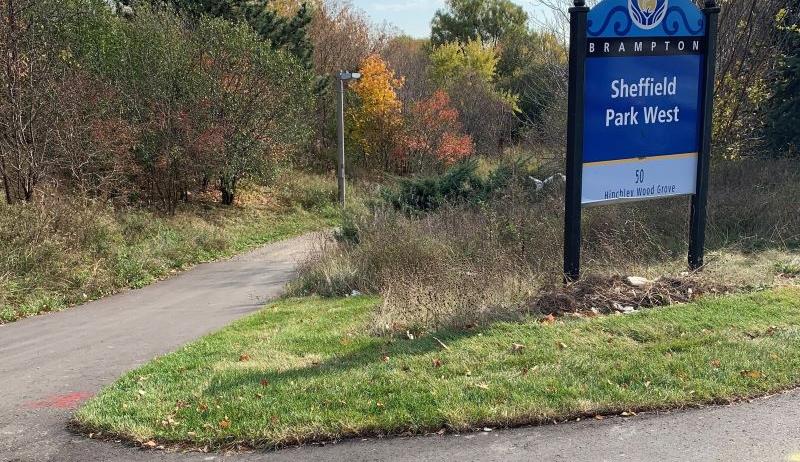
295,158 -> 800,333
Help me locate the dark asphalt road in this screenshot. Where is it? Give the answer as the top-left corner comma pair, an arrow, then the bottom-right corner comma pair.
2,233 -> 799,462
0,234 -> 316,462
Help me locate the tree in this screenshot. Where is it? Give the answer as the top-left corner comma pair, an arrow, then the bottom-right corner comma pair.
195,17 -> 314,205
111,6 -> 207,214
764,3 -> 800,156
431,0 -> 528,47
401,90 -> 474,171
711,0 -> 791,155
242,1 -> 314,70
496,28 -> 566,127
348,54 -> 404,171
157,0 -> 316,69
306,0 -> 388,159
0,0 -> 66,203
428,40 -> 518,155
381,36 -> 433,109
429,39 -> 498,88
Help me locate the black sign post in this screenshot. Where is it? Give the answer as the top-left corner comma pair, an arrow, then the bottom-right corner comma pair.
563,0 -> 720,281
564,0 -> 589,282
688,0 -> 721,270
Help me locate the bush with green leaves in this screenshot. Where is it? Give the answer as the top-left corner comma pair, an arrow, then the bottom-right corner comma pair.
381,157 -> 547,213
47,2 -> 314,211
194,17 -> 314,205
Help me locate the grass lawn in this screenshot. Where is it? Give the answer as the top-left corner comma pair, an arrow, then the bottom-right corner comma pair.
75,287 -> 800,449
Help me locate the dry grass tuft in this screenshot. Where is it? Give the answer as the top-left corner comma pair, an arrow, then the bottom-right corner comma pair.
292,158 -> 800,333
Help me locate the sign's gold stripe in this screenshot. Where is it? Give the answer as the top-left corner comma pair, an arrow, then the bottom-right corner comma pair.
584,152 -> 698,167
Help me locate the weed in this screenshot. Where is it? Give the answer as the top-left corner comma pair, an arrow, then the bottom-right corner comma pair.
294,158 -> 800,331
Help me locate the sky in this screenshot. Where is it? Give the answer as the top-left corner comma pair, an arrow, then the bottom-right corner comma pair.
351,0 -> 550,38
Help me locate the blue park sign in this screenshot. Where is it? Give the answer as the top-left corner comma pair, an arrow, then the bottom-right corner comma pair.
562,0 -> 719,279
581,0 -> 706,205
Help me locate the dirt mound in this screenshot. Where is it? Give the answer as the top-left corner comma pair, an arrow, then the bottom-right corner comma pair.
529,274 -> 729,317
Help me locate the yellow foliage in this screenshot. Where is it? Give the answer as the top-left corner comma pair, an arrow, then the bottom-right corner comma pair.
429,39 -> 499,87
348,54 -> 404,164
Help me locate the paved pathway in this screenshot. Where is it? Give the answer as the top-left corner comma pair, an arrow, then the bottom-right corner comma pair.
1,233 -> 799,462
0,234 -> 317,462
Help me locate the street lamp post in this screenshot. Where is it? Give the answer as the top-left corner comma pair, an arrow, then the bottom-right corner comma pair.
336,71 -> 361,207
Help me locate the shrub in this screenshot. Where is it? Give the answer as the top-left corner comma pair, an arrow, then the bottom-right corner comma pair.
294,157 -> 800,332
399,90 -> 474,172
381,157 -> 547,213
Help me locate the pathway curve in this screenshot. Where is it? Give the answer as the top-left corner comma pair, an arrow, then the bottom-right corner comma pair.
0,234 -> 318,462
1,233 -> 799,462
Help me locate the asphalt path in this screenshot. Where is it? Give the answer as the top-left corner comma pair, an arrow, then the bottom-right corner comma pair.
0,234 -> 316,462
1,233 -> 799,462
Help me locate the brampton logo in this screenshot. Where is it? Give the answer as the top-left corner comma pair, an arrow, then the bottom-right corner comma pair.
628,0 -> 669,29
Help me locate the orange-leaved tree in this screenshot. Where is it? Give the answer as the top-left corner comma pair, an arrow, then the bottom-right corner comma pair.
400,90 -> 474,171
348,54 -> 404,171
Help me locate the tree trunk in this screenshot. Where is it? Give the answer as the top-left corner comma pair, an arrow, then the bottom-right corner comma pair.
219,176 -> 236,206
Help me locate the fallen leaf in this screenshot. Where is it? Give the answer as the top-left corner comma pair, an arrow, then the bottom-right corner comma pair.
239,354 -> 251,362
710,359 -> 721,368
556,341 -> 567,350
621,411 -> 637,417
197,403 -> 209,412
187,431 -> 196,437
219,418 -> 231,429
541,314 -> 556,325
741,370 -> 764,379
594,415 -> 605,420
511,343 -> 526,353
142,440 -> 157,448
260,379 -> 270,387
432,358 -> 442,368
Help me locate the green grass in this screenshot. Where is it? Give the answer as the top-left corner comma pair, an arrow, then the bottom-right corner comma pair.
76,287 -> 800,449
0,181 -> 342,323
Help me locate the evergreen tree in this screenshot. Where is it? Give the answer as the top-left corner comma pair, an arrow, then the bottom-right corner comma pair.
153,0 -> 315,70
280,2 -> 313,70
765,3 -> 800,156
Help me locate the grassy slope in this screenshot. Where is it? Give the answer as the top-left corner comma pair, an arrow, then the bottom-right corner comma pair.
76,287 -> 800,448
0,180 -> 341,323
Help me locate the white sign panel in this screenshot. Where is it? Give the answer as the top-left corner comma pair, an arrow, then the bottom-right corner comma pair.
582,152 -> 697,205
